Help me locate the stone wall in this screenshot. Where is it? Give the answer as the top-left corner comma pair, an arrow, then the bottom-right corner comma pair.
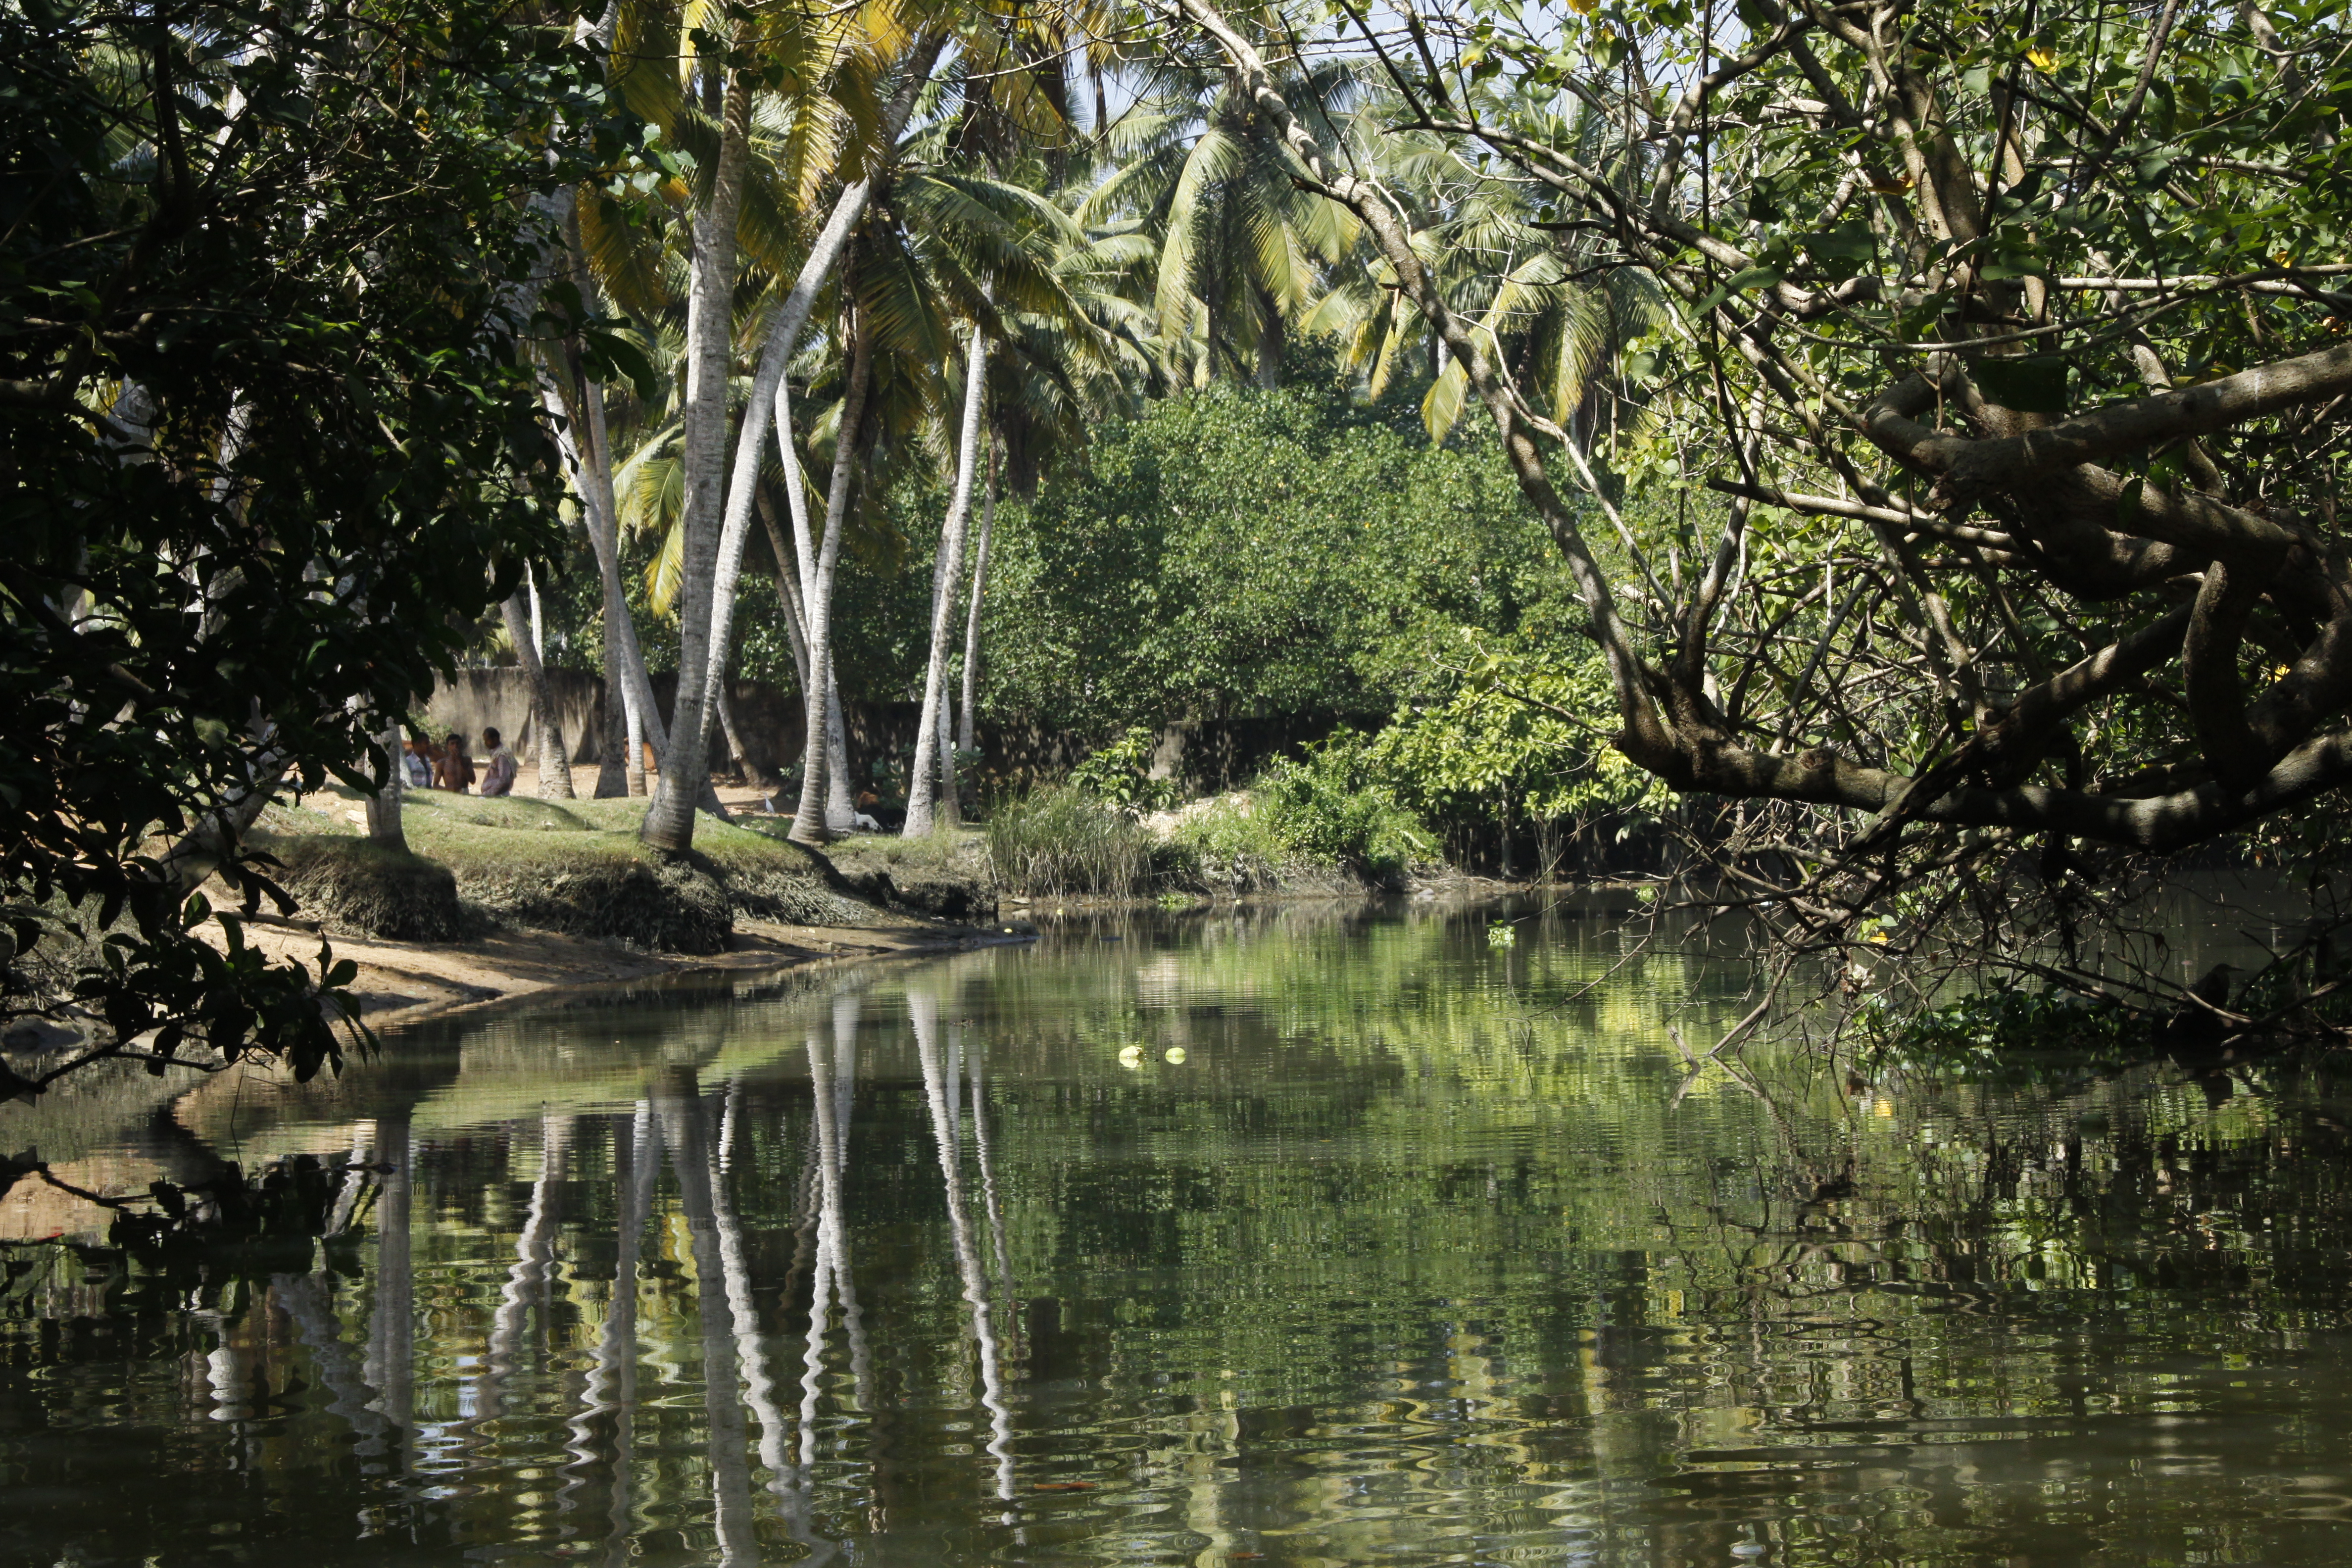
421,667 -> 1364,793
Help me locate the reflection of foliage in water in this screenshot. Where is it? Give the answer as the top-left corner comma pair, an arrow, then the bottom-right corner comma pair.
6,910 -> 2352,1566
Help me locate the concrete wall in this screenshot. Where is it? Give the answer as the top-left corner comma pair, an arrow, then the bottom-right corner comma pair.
422,666 -> 1363,794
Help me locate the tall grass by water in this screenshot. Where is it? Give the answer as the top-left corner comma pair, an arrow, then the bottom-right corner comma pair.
985,784 -> 1152,897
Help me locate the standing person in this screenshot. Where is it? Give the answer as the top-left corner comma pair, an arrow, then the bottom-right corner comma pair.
479,727 -> 516,798
402,734 -> 435,790
436,732 -> 476,793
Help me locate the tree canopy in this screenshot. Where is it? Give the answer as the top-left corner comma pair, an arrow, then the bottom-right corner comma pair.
8,0 -> 2352,1077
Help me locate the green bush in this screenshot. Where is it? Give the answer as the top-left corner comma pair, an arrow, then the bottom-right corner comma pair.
986,784 -> 1153,897
1161,796 -> 1287,891
1255,732 -> 1428,879
1067,726 -> 1181,814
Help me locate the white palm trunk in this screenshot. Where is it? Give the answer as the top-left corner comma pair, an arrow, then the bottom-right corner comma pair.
957,441 -> 998,754
693,37 -> 945,840
903,324 -> 990,836
640,69 -> 752,855
691,171 -> 882,782
544,377 -> 664,793
788,318 -> 874,843
499,585 -> 575,798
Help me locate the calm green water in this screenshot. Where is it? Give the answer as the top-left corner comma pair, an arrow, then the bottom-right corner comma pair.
7,900 -> 2352,1567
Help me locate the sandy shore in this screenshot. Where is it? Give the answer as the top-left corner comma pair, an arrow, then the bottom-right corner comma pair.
1,910 -> 1016,1242
233,909 -> 1007,1036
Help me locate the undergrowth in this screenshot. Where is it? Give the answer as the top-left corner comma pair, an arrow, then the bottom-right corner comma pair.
986,784 -> 1152,897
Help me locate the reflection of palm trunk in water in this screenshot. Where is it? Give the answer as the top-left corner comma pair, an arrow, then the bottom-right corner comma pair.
363,1106 -> 415,1476
711,1075 -> 795,1490
275,1122 -> 389,1444
774,994 -> 864,1565
655,1067 -> 760,1568
968,1040 -> 1018,1343
911,992 -> 1017,1502
828,995 -> 874,1413
578,1103 -> 660,1568
477,1112 -> 569,1445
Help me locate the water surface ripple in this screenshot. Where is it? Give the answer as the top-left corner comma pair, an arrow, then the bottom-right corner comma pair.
6,900 -> 2352,1566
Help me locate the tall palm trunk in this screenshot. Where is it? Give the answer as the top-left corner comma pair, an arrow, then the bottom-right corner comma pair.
639,68 -> 753,854
788,310 -> 875,844
499,584 -> 575,798
903,324 -> 990,837
683,34 -> 946,832
956,438 -> 998,754
770,390 -> 858,831
825,679 -> 855,829
595,633 -> 630,798
543,349 -> 664,793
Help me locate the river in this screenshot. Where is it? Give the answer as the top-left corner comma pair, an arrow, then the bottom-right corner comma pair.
4,898 -> 2350,1566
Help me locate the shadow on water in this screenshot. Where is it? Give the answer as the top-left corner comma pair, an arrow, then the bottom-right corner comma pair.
6,898 -> 2352,1565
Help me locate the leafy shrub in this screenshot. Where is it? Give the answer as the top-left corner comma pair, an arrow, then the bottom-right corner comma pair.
986,784 -> 1152,896
1867,983 -> 2138,1078
1161,795 -> 1287,890
1066,726 -> 1182,814
1255,732 -> 1427,878
1365,636 -> 1666,852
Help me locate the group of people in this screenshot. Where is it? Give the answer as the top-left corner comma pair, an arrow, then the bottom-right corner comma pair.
403,728 -> 517,797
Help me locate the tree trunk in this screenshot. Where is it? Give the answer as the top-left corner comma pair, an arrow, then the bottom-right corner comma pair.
543,369 -> 664,791
625,682 -> 647,796
365,717 -> 406,852
922,677 -> 950,827
683,32 -> 945,837
500,586 -> 574,799
756,484 -> 813,695
595,612 -> 630,799
957,437 -> 998,754
789,309 -> 876,844
904,324 -> 991,837
1254,282 -> 1284,390
640,66 -> 753,854
774,384 -> 859,834
826,676 -> 855,831
714,679 -> 752,784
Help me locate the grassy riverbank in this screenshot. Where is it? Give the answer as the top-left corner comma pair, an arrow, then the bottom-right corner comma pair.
259,786 -> 895,953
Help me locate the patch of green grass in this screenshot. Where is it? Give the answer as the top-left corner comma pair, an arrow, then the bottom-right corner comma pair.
263,788 -> 881,946
987,785 -> 1151,897
1159,796 -> 1285,891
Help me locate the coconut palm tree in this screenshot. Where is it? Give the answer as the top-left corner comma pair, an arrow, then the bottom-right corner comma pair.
1078,52 -> 1365,390
1306,87 -> 1668,455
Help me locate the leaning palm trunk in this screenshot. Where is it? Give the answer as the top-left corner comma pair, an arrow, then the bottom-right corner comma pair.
714,679 -> 752,783
903,323 -> 990,837
543,374 -> 664,791
771,387 -> 858,833
788,312 -> 876,844
956,440 -> 998,754
499,588 -> 574,799
688,38 -> 945,822
638,68 -> 753,854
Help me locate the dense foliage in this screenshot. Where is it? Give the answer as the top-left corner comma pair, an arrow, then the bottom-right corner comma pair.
980,378 -> 1567,731
0,0 -> 619,1086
